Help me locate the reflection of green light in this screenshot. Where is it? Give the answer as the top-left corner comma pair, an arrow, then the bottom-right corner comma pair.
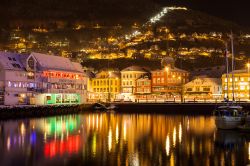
45,115 -> 80,135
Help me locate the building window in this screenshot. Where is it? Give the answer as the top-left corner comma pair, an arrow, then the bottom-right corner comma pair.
203,88 -> 210,91
27,57 -> 35,70
187,88 -> 192,91
240,86 -> 245,90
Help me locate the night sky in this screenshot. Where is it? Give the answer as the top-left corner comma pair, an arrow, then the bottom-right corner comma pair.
159,0 -> 250,26
1,0 -> 249,26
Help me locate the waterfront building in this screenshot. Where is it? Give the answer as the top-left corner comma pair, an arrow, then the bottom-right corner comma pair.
0,51 -> 88,105
121,66 -> 149,101
151,66 -> 189,99
89,71 -> 120,102
134,74 -> 152,101
222,69 -> 250,100
184,76 -> 222,101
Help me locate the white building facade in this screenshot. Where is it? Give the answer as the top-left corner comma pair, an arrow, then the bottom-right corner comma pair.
0,52 -> 88,105
121,66 -> 148,101
184,77 -> 222,100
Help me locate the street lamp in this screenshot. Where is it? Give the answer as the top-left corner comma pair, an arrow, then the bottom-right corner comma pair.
178,76 -> 184,103
165,66 -> 169,100
108,71 -> 112,103
247,63 -> 250,101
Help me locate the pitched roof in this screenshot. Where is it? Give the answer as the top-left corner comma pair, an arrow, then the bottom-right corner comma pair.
30,52 -> 83,73
185,77 -> 221,86
121,66 -> 148,72
152,67 -> 188,73
229,69 -> 247,74
95,71 -> 120,79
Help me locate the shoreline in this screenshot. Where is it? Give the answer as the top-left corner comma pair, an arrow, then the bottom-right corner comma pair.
0,102 -> 249,120
0,104 -> 92,120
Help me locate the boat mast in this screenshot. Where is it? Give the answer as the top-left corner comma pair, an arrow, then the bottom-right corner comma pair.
225,44 -> 229,101
231,32 -> 235,102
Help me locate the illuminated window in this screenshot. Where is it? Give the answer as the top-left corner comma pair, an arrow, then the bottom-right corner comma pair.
225,78 -> 227,82
240,86 -> 245,90
27,57 -> 35,70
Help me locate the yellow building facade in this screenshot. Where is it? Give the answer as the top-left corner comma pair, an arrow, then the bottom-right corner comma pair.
89,71 -> 121,102
222,69 -> 250,101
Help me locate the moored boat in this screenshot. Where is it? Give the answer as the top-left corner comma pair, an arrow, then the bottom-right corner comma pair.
214,105 -> 245,130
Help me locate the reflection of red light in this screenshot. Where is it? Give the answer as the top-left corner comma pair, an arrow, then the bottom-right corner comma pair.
44,135 -> 80,158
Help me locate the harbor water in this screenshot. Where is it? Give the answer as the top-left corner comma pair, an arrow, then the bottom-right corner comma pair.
0,112 -> 249,166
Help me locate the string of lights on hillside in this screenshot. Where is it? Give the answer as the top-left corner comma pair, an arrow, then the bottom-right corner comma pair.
125,7 -> 188,40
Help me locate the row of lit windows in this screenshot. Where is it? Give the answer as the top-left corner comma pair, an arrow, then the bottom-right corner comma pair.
137,81 -> 151,86
224,86 -> 250,90
50,83 -> 84,90
122,81 -> 133,86
186,87 -> 211,92
224,93 -> 250,97
152,78 -> 181,84
152,87 -> 179,91
122,73 -> 143,79
136,88 -> 151,93
7,81 -> 36,88
152,71 -> 187,76
93,87 -> 118,93
93,80 -> 118,86
224,77 -> 250,82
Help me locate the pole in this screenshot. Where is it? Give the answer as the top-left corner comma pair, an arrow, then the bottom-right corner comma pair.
248,62 -> 250,101
231,32 -> 235,102
181,77 -> 184,103
108,72 -> 111,103
225,44 -> 229,101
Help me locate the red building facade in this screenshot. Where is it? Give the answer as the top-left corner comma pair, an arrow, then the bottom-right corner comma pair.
151,67 -> 189,98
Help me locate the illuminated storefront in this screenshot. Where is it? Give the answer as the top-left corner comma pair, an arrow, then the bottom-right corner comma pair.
0,51 -> 88,105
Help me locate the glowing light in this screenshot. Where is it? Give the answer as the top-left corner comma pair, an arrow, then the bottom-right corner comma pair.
166,135 -> 170,156
173,127 -> 176,147
123,122 -> 127,141
108,128 -> 112,152
178,123 -> 182,143
20,123 -> 26,135
7,137 -> 10,151
165,66 -> 169,72
115,124 -> 119,143
44,135 -> 80,158
248,142 -> 250,160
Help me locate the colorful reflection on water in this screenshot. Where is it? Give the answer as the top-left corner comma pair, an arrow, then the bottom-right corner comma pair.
0,113 -> 249,166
